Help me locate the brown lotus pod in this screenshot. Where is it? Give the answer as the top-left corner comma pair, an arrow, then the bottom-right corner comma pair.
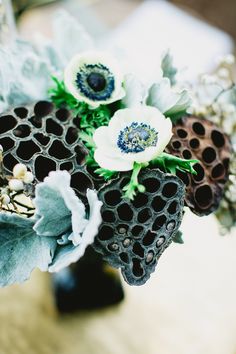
0,101 -> 93,198
93,168 -> 185,286
165,115 -> 232,216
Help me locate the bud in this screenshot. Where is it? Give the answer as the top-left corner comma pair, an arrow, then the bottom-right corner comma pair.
13,163 -> 27,179
23,171 -> 34,184
1,194 -> 10,205
8,179 -> 24,191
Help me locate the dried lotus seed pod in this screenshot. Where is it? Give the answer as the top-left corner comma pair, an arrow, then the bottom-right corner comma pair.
93,168 -> 185,286
0,101 -> 93,198
165,116 -> 232,216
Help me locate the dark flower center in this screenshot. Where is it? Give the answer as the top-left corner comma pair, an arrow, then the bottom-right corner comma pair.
87,72 -> 107,92
75,63 -> 115,102
117,122 -> 158,154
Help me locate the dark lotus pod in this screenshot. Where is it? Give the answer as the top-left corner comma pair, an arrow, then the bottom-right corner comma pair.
165,115 -> 232,216
92,168 -> 185,286
0,101 -> 93,198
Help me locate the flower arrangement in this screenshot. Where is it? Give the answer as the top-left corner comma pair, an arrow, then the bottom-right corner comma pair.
0,11 -> 234,289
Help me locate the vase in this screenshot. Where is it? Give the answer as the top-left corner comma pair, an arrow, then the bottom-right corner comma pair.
53,247 -> 125,313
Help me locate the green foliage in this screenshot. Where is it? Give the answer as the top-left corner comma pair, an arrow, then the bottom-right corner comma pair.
151,152 -> 198,175
94,168 -> 118,181
0,213 -> 56,287
161,51 -> 178,86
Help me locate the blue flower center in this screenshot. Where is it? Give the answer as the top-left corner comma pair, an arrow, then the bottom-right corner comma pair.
75,63 -> 115,101
117,122 -> 158,153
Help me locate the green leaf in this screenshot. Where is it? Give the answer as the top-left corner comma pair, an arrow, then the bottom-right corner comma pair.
152,152 -> 198,175
95,168 -> 118,181
146,78 -> 192,121
161,51 -> 178,86
33,171 -> 87,244
34,182 -> 72,237
0,213 -> 56,287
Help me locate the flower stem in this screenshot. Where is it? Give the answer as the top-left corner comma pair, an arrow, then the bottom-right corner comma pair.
122,162 -> 148,200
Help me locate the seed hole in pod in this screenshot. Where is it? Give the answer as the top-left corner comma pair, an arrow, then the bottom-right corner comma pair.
137,208 -> 152,223
117,203 -> 133,221
176,129 -> 188,139
192,163 -> 205,182
156,236 -> 165,247
0,137 -> 15,151
166,220 -> 176,231
75,145 -> 87,165
66,127 -> 78,145
0,115 -> 17,134
34,133 -> 50,146
132,225 -> 143,237
13,124 -> 31,138
143,230 -> 156,246
142,177 -> 160,193
104,190 -> 122,206
152,195 -> 166,212
132,193 -> 148,208
102,210 -> 116,223
189,138 -> 200,149
192,121 -> 205,136
162,182 -> 178,198
17,140 -> 40,161
223,158 -> 230,169
167,200 -> 178,214
133,242 -> 144,257
29,116 -> 42,128
202,147 -> 217,164
176,169 -> 190,186
123,238 -> 132,248
46,118 -> 63,136
194,184 -> 213,209
14,107 -> 28,118
35,156 -> 56,181
73,117 -> 80,128
108,243 -> 120,252
71,171 -> 93,194
146,251 -> 154,264
153,215 -> 167,231
117,224 -> 129,234
172,140 -> 181,150
49,140 -> 72,160
211,130 -> 225,148
120,252 -> 129,264
60,161 -> 73,172
3,153 -> 19,171
34,101 -> 54,117
211,163 -> 225,179
56,108 -> 70,122
182,149 -> 192,159
97,225 -> 114,241
132,258 -> 144,277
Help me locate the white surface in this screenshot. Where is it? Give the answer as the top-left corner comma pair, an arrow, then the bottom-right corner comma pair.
102,0 -> 234,84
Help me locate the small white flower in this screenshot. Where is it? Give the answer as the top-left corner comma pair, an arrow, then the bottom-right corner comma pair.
1,194 -> 10,205
23,171 -> 34,184
64,51 -> 125,108
8,179 -> 24,192
13,163 -> 27,179
93,106 -> 172,171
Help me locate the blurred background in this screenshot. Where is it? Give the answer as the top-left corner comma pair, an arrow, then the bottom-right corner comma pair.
1,1 -> 236,354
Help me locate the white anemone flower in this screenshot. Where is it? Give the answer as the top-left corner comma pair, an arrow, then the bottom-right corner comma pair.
64,51 -> 125,108
93,106 -> 173,171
